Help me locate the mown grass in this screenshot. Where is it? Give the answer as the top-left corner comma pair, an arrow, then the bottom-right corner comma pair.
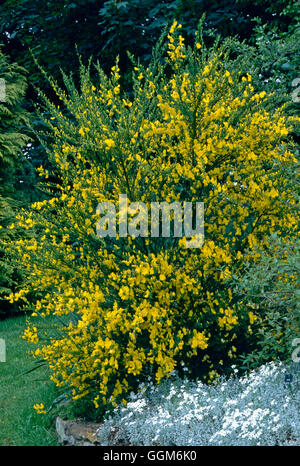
0,315 -> 59,445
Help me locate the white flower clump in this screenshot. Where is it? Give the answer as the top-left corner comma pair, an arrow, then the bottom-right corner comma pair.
97,362 -> 300,446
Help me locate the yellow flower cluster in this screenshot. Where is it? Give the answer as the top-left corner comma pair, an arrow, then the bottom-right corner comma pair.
7,21 -> 299,407
23,325 -> 39,344
33,403 -> 46,414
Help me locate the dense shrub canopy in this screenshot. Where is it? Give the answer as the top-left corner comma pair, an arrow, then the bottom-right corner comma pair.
8,23 -> 299,408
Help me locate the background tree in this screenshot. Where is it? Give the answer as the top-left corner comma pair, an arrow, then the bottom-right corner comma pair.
0,1 -> 297,91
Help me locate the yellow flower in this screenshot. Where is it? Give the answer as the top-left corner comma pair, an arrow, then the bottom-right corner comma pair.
23,326 -> 39,344
249,311 -> 258,325
33,403 -> 46,415
190,331 -> 209,350
119,286 -> 130,300
104,138 -> 115,149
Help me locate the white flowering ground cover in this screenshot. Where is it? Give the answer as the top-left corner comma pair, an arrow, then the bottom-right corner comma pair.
97,362 -> 300,446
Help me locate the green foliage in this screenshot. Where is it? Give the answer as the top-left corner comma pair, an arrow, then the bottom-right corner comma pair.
99,0 -> 297,66
62,396 -> 114,423
0,51 -> 29,166
0,0 -> 297,91
229,19 -> 300,125
0,0 -> 102,89
232,234 -> 300,369
0,50 -> 33,317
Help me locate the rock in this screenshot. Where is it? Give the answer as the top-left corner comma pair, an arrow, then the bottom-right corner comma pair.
56,417 -> 102,446
95,425 -> 129,446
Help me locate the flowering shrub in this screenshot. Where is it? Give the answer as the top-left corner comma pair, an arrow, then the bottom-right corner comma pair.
7,22 -> 299,410
97,362 -> 300,446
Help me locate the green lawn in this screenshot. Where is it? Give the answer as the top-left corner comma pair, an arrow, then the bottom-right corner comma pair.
0,315 -> 59,445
